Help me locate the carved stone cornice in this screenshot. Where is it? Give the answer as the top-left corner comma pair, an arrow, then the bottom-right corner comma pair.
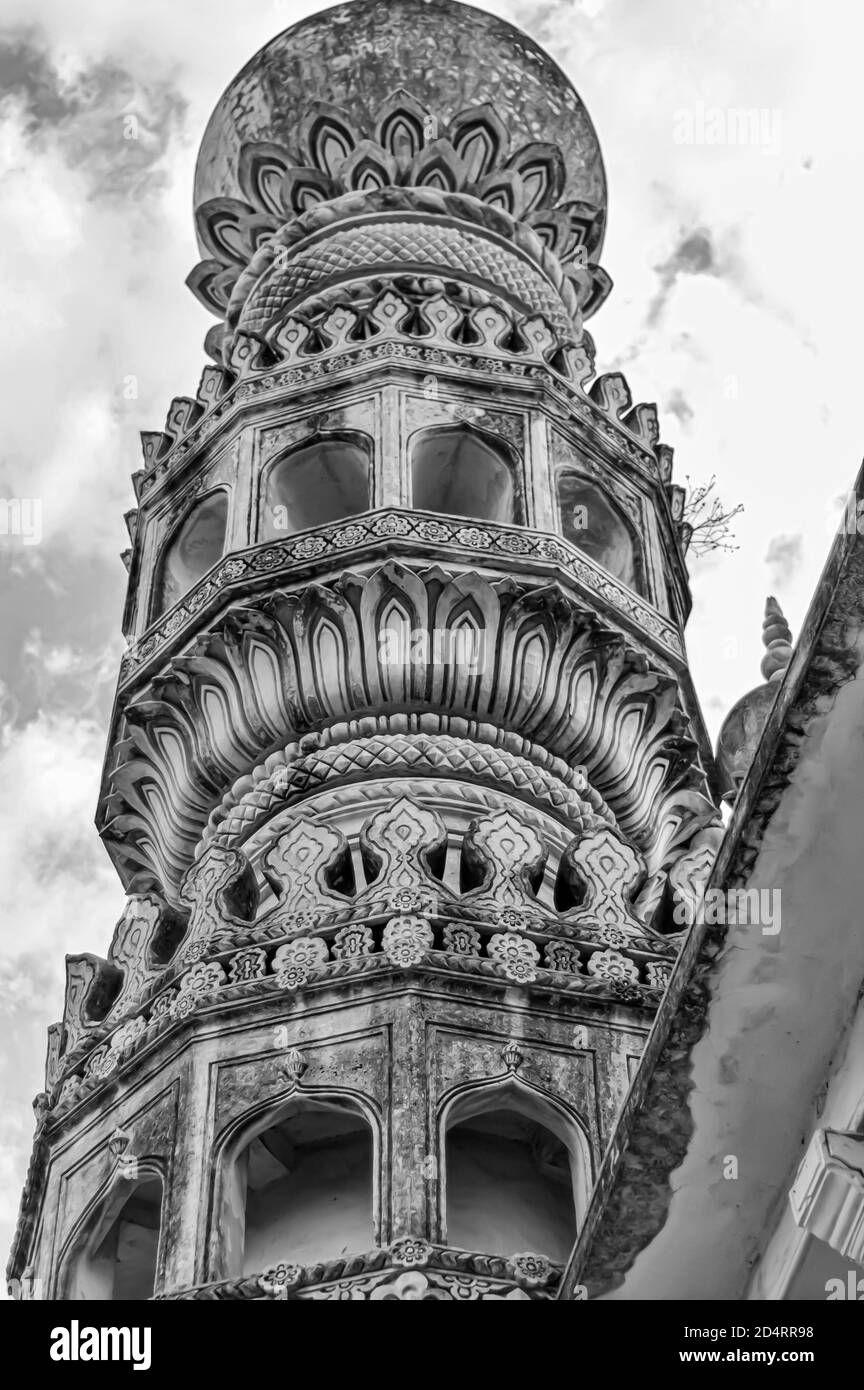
156,1242 -> 561,1300
120,511 -> 684,691
100,562 -> 714,897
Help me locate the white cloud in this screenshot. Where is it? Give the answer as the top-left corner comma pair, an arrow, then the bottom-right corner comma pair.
0,711 -> 124,1263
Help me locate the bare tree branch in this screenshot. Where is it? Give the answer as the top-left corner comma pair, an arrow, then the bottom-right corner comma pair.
681,474 -> 743,556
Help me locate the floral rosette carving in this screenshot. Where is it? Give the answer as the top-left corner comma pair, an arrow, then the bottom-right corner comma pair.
284,909 -> 322,937
179,938 -> 209,965
373,514 -> 411,536
272,936 -> 329,990
292,536 -> 326,559
261,1262 -> 304,1294
389,1237 -> 432,1269
509,1252 -> 553,1287
382,915 -> 434,968
172,960 -> 226,1018
416,520 -> 451,543
183,960 -> 227,994
170,991 -> 200,1021
388,887 -> 428,914
333,524 -> 366,548
586,948 -> 639,983
596,922 -> 630,949
487,932 -> 540,983
497,907 -> 542,934
455,526 -> 492,548
110,1016 -> 147,1056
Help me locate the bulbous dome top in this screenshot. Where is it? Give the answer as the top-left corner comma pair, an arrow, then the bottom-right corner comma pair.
194,0 -> 606,229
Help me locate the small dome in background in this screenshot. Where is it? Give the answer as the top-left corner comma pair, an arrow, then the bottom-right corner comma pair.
716,596 -> 795,799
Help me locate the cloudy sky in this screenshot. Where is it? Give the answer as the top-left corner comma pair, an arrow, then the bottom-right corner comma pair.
0,0 -> 861,1273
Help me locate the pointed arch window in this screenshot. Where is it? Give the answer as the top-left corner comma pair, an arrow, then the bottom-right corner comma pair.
411,424 -> 520,524
441,1084 -> 588,1263
556,471 -> 641,593
62,1173 -> 164,1300
152,491 -> 228,620
260,434 -> 371,540
218,1099 -> 375,1278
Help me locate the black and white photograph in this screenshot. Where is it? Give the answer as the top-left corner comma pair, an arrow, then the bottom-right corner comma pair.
0,0 -> 862,1359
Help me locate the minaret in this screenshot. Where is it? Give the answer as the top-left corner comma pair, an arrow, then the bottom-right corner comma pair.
9,0 -> 721,1303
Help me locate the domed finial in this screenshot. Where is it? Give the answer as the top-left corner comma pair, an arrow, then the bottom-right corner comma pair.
760,596 -> 794,682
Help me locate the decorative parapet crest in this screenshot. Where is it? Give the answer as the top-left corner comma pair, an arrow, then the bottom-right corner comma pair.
462,809 -> 547,928
262,820 -> 350,930
136,286 -> 669,505
559,827 -> 648,946
49,798 -> 696,1112
179,847 -> 259,964
358,797 -> 450,916
104,895 -> 170,1024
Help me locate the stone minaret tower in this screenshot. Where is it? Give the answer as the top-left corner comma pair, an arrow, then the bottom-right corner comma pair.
9,0 -> 721,1303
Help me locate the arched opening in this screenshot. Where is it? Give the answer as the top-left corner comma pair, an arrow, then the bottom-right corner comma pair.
64,1174 -> 163,1300
221,1099 -> 375,1276
152,491 -> 228,619
442,1084 -> 588,1263
411,425 -> 519,524
260,435 -> 371,539
556,472 -> 640,592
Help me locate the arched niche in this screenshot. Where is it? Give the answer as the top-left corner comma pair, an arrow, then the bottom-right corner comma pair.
152,490 -> 228,620
439,1078 -> 590,1264
215,1095 -> 377,1279
259,434 -> 371,540
411,424 -> 521,524
60,1169 -> 164,1300
556,471 -> 642,593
